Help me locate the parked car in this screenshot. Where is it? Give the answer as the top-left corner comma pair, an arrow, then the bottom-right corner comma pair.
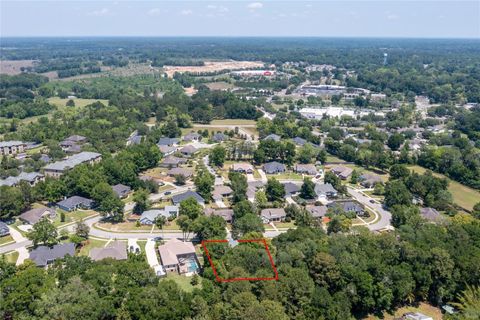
164,191 -> 171,195
370,199 -> 375,204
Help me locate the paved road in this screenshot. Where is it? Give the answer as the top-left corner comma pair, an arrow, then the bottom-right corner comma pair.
347,187 -> 392,231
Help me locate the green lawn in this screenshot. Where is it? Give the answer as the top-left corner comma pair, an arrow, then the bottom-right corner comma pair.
210,119 -> 256,126
0,235 -> 14,246
161,273 -> 202,293
274,221 -> 296,229
2,251 -> 19,264
268,172 -> 303,180
408,165 -> 480,211
53,210 -> 98,227
325,154 -> 346,163
48,97 -> 109,109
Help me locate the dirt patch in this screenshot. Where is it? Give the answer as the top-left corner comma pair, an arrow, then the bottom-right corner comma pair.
184,86 -> 198,96
163,60 -> 264,77
205,81 -> 234,91
0,60 -> 37,75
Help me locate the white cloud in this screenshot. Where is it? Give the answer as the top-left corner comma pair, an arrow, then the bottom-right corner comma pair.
180,9 -> 193,16
247,2 -> 263,10
147,8 -> 161,16
88,8 -> 111,17
386,13 -> 399,20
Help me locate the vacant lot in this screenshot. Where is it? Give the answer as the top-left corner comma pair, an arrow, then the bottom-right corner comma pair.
0,60 -> 36,75
48,97 -> 109,110
205,81 -> 234,91
163,60 -> 264,77
365,302 -> 443,320
408,165 -> 480,211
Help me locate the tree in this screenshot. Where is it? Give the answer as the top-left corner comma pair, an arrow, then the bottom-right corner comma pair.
177,215 -> 193,241
192,215 -> 227,240
300,178 -> 316,199
174,174 -> 186,186
254,190 -> 268,209
266,178 -> 285,202
232,213 -> 264,239
451,285 -> 480,319
133,188 -> 150,214
75,220 -> 89,239
350,169 -> 359,184
194,167 -> 215,202
327,215 -> 351,234
92,182 -> 124,222
179,197 -> 203,220
297,144 -> 317,164
229,171 -> 248,203
155,215 -> 167,238
387,133 -> 405,151
66,99 -> 75,107
0,186 -> 26,219
233,200 -> 255,219
27,218 -> 58,247
210,145 -> 226,167
390,164 -> 410,180
384,180 -> 412,208
390,205 -> 420,227
472,202 -> 480,219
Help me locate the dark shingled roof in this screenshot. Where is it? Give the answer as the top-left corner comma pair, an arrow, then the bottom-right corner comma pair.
29,243 -> 75,267
171,191 -> 205,205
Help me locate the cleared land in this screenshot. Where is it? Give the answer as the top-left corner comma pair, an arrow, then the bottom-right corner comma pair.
48,97 -> 109,109
205,81 -> 234,91
0,60 -> 36,75
408,165 -> 480,211
365,302 -> 442,320
163,60 -> 264,77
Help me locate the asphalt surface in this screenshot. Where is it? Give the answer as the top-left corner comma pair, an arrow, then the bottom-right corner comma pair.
347,187 -> 392,231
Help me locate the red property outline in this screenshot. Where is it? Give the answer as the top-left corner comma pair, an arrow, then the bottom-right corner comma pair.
201,238 -> 279,282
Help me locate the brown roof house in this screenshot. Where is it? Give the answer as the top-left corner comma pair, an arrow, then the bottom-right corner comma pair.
160,156 -> 187,168
158,239 -> 199,275
261,208 -> 287,223
305,205 -> 328,219
331,166 -> 353,180
212,185 -> 233,201
204,208 -> 234,223
168,167 -> 194,179
294,164 -> 317,175
231,163 -> 254,174
179,145 -> 198,157
359,173 -> 382,187
89,241 -> 128,261
19,207 -> 56,225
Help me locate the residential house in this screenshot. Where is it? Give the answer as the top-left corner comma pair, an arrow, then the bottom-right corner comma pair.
330,166 -> 353,180
261,208 -> 287,223
212,132 -> 228,142
292,137 -> 307,146
127,131 -> 143,146
183,132 -> 201,142
89,241 -> 128,261
43,152 -> 102,178
64,135 -> 87,143
204,208 -> 234,223
359,173 -> 382,187
305,205 -> 328,219
29,243 -> 75,267
0,172 -> 44,187
19,207 -> 56,225
0,221 -> 10,237
59,135 -> 87,153
112,184 -> 132,199
179,145 -> 197,157
212,185 -> 233,201
171,191 -> 205,206
314,183 -> 338,199
158,239 -> 199,274
263,161 -> 286,174
294,164 -> 317,175
327,200 -> 365,215
283,182 -> 301,196
231,163 -> 254,174
139,206 -> 179,225
420,207 -> 446,223
57,196 -> 95,212
264,134 -> 281,142
158,145 -> 176,156
39,154 -> 51,163
0,141 -> 26,156
157,137 -> 179,146
168,167 -> 194,179
159,155 -> 186,168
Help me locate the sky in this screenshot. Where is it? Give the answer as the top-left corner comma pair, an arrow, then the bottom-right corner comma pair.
1,1 -> 479,38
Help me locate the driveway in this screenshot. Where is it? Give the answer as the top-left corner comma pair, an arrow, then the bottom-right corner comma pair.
347,187 -> 392,231
257,169 -> 268,183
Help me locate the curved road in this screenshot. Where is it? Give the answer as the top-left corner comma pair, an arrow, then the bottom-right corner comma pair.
347,187 -> 392,231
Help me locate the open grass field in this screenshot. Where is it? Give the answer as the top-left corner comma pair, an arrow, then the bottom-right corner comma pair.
268,172 -> 303,180
52,210 -> 98,228
408,165 -> 480,211
204,81 -> 234,91
210,119 -> 256,126
365,302 -> 443,320
48,97 -> 109,110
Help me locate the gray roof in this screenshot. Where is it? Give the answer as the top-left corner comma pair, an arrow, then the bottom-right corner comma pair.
0,140 -> 25,148
57,196 -> 94,209
261,208 -> 286,220
180,145 -> 197,154
161,156 -> 185,165
327,201 -> 364,213
264,134 -> 281,141
158,137 -> 179,146
306,205 -> 328,218
171,191 -> 204,205
168,167 -> 193,178
212,133 -> 227,141
283,182 -> 301,195
0,221 -> 9,235
19,207 -> 55,225
158,145 -> 176,154
183,132 -> 201,141
89,241 -> 127,261
0,172 -> 43,187
314,183 -> 337,196
292,137 -> 307,145
44,152 -> 101,172
420,207 -> 445,222
204,208 -> 234,222
263,161 -> 286,173
294,164 -> 317,174
65,135 -> 86,142
29,243 -> 75,267
112,184 -> 131,197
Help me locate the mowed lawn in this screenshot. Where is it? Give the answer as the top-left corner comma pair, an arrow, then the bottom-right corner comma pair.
48,97 -> 109,110
408,165 -> 480,211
